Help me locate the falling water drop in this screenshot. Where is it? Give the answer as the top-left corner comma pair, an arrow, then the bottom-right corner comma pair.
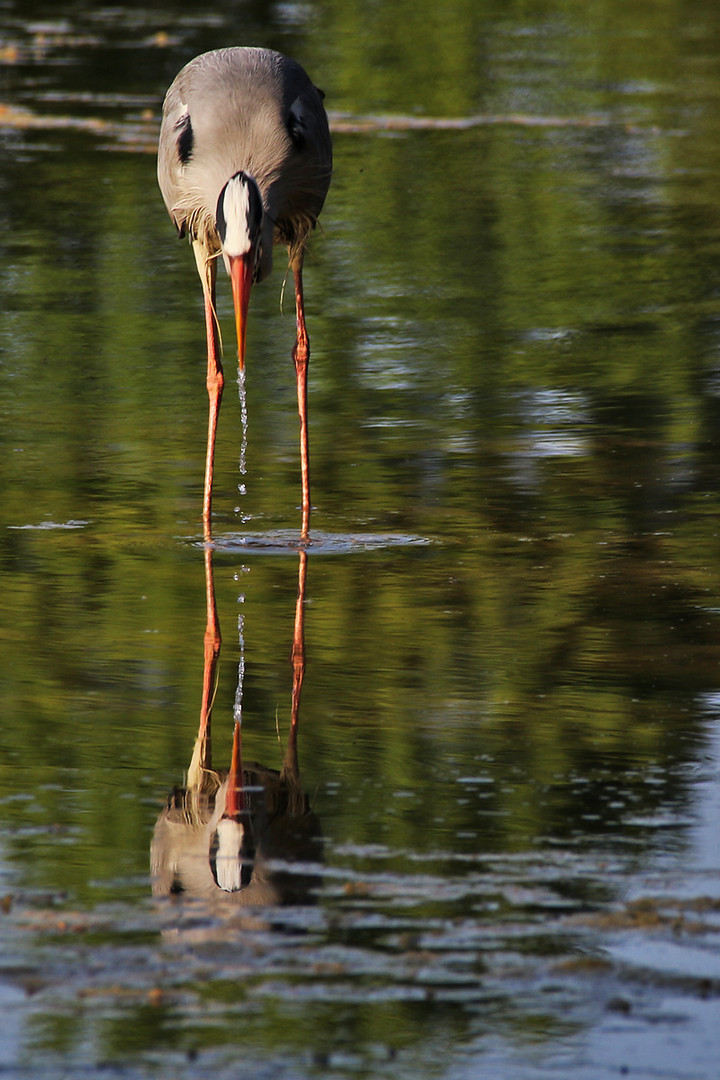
238,367 -> 248,481
233,592 -> 245,726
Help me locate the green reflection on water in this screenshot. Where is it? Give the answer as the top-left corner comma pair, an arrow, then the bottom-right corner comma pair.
2,8 -> 720,887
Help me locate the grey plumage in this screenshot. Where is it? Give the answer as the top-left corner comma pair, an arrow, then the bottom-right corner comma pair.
158,46 -> 332,281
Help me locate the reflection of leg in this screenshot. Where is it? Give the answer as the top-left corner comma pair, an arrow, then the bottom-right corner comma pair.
291,255 -> 311,539
287,549 -> 307,775
194,243 -> 224,540
281,550 -> 308,815
187,544 -> 221,790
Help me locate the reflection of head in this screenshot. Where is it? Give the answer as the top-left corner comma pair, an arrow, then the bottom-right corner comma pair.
209,814 -> 255,892
151,764 -> 323,908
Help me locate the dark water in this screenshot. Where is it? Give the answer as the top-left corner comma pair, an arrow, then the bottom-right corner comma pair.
2,2 -> 720,1077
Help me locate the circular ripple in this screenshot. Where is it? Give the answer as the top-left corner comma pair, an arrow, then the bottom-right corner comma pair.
198,530 -> 433,555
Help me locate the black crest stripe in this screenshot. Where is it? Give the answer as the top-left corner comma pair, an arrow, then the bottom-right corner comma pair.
175,113 -> 193,165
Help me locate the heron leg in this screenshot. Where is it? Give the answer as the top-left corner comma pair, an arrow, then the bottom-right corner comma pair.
291,254 -> 311,539
194,242 -> 224,542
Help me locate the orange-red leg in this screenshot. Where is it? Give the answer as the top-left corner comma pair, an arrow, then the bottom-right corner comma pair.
195,244 -> 224,542
291,256 -> 311,539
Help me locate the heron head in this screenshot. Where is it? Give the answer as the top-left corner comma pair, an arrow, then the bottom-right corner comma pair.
216,171 -> 264,370
216,171 -> 263,264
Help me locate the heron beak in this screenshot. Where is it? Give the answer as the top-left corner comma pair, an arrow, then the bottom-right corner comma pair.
224,720 -> 245,818
229,253 -> 254,371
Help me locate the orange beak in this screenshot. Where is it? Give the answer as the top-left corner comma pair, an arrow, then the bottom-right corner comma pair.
229,253 -> 254,371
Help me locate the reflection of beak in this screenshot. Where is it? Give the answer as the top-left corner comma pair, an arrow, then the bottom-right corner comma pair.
224,720 -> 245,818
229,253 -> 254,371
212,720 -> 253,892
212,816 -> 246,892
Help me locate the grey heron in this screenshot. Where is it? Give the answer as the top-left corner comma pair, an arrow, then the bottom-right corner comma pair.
158,47 -> 332,539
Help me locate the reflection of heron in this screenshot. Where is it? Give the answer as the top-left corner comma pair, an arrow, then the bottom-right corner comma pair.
157,47 -> 332,539
151,547 -> 322,906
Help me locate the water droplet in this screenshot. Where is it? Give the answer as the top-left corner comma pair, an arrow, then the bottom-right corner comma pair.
237,368 -> 248,478
233,609 -> 245,725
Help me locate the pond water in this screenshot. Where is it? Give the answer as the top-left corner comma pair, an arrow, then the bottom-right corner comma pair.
2,1 -> 720,1077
